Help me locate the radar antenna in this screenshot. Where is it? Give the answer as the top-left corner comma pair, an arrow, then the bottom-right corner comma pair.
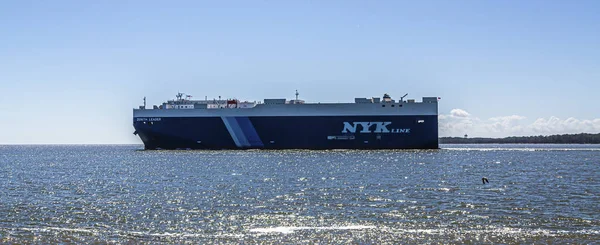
295,90 -> 299,100
176,92 -> 184,101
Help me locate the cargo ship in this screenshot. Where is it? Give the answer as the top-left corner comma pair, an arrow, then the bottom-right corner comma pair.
133,91 -> 439,150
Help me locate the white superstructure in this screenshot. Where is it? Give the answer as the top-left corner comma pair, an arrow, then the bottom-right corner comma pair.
135,92 -> 439,118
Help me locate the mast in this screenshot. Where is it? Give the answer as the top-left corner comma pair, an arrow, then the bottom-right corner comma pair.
400,93 -> 408,102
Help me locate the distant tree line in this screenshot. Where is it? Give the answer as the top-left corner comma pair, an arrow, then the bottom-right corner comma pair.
440,133 -> 600,144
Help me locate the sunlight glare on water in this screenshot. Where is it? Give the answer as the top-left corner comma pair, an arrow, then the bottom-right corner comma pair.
0,144 -> 598,243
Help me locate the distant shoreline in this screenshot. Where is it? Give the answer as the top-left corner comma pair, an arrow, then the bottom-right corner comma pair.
439,133 -> 600,144
440,142 -> 600,144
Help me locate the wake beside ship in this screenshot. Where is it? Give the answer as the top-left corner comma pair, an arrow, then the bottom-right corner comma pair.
133,92 -> 439,150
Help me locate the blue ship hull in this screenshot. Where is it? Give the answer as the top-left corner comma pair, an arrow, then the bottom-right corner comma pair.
133,115 -> 439,150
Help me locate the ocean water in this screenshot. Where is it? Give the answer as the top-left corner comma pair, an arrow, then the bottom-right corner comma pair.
0,144 -> 598,244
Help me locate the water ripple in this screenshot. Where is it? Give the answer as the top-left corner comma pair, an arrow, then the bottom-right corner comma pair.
0,144 -> 598,243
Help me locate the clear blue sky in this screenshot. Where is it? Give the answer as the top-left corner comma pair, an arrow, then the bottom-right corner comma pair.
1,0 -> 599,143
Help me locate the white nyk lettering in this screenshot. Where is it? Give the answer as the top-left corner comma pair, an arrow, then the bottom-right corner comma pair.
373,122 -> 392,133
342,122 -> 358,133
341,121 -> 410,134
357,122 -> 372,133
